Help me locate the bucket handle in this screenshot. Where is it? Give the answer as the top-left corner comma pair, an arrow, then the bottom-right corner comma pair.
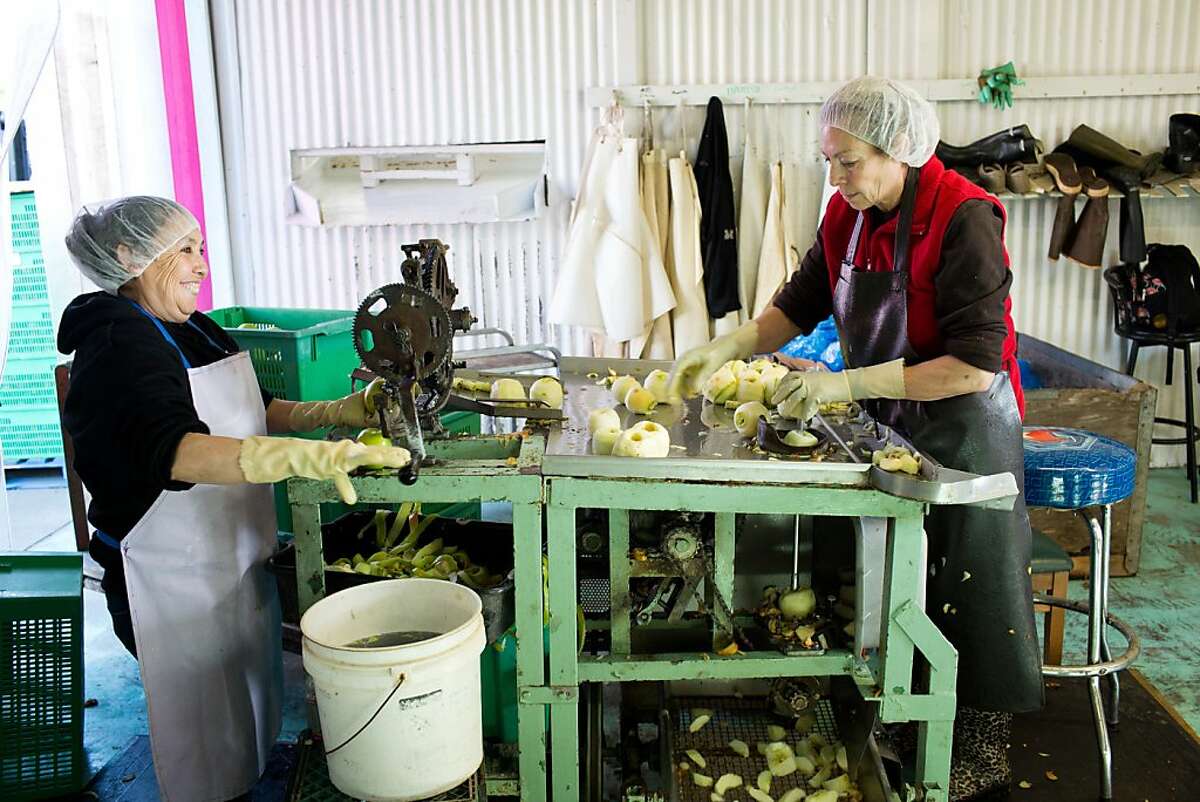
325,672 -> 407,756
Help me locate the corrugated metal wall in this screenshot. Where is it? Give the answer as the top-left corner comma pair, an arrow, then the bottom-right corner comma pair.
218,0 -> 1200,465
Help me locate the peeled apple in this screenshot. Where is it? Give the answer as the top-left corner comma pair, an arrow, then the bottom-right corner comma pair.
631,421 -> 670,452
759,364 -> 790,399
735,372 -> 767,403
806,792 -> 839,802
529,377 -> 563,409
724,359 -> 749,378
703,365 -> 739,405
588,407 -> 622,434
591,426 -> 622,455
778,791 -> 806,802
611,375 -> 641,406
782,429 -> 818,448
490,378 -> 526,401
747,789 -> 774,802
779,588 -> 817,619
733,402 -> 769,438
624,387 -> 659,415
643,369 -> 671,402
612,427 -> 670,458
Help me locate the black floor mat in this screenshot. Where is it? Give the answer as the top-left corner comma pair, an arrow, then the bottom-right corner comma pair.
1009,670 -> 1200,800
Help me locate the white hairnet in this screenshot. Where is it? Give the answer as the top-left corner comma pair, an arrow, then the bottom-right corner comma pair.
819,76 -> 940,167
64,196 -> 199,294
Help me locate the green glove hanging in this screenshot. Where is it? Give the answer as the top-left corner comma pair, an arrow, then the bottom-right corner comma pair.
977,61 -> 1024,110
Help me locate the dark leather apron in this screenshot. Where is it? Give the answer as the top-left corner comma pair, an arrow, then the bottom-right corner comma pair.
832,167 -> 1043,713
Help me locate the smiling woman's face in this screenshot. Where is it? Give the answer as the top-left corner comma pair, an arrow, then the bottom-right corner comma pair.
120,226 -> 207,323
820,126 -> 907,212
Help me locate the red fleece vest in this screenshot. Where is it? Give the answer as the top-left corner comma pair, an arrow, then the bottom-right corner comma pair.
819,157 -> 1024,417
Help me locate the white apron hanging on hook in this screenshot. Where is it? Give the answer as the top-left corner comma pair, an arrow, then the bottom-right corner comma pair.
548,101 -> 623,334
737,98 -> 770,325
667,102 -> 710,354
632,104 -> 675,360
594,137 -> 676,347
752,158 -> 789,318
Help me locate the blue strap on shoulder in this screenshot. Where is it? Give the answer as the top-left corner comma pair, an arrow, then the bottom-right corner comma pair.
125,299 -> 192,369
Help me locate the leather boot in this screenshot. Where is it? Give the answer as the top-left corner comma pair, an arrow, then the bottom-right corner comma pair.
1103,164 -> 1147,264
977,163 -> 1006,194
1064,124 -> 1163,179
1065,167 -> 1111,269
1044,153 -> 1082,260
950,707 -> 1013,802
1165,112 -> 1200,175
937,126 -> 1038,168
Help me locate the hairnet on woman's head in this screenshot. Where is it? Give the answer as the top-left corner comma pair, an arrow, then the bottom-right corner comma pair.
64,196 -> 200,294
819,76 -> 940,167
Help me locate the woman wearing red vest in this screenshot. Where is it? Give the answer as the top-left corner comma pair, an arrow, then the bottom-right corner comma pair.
670,77 -> 1041,801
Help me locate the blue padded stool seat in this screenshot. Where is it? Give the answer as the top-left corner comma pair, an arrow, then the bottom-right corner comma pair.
1022,427 -> 1137,509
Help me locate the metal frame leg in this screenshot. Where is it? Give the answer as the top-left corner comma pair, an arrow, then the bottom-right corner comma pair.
1098,505 -> 1120,726
1184,344 -> 1198,503
1084,512 -> 1114,801
1125,339 -> 1140,376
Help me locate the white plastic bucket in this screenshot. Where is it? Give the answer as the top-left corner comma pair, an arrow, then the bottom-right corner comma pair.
300,578 -> 486,801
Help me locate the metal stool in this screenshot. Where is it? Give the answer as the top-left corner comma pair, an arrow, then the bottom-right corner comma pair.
1022,426 -> 1142,802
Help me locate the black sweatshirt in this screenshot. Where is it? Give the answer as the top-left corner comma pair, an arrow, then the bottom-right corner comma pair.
771,199 -> 1012,372
57,292 -> 272,571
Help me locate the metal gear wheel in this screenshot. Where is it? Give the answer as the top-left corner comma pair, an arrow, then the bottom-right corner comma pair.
352,283 -> 453,383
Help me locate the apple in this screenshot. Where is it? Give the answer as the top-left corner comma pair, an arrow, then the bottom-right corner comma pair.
529,376 -> 564,409
490,378 -> 526,401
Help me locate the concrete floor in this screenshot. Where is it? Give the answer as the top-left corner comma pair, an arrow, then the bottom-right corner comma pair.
6,466 -> 1199,787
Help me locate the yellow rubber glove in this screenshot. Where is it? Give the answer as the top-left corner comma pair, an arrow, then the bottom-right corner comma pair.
287,378 -> 387,432
666,322 -> 759,402
770,359 -> 906,421
238,435 -> 411,505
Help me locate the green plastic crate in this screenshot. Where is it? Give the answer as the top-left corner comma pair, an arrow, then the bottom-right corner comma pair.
0,553 -> 86,799
5,307 -> 55,361
206,307 -> 358,402
11,252 -> 50,307
0,359 -> 58,412
0,409 -> 64,463
10,192 -> 40,252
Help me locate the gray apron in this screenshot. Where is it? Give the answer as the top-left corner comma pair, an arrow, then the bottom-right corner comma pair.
833,168 -> 1043,713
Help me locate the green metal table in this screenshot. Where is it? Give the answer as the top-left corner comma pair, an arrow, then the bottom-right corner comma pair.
529,357 -> 1008,802
539,475 -> 957,802
287,433 -> 548,801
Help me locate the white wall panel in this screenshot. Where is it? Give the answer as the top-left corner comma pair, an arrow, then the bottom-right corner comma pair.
218,0 -> 1200,464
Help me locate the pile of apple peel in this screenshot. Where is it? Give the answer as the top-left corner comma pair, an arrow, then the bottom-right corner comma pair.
680,718 -> 862,802
755,585 -> 822,650
587,407 -> 670,458
871,444 -> 921,475
325,508 -> 502,589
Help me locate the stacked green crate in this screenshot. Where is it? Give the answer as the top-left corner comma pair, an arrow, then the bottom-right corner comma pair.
1,192 -> 63,465
0,553 -> 87,798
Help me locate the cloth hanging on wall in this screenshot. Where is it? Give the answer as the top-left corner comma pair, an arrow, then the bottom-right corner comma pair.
592,138 -> 676,344
737,114 -> 770,325
752,160 -> 791,318
550,102 -> 674,355
548,107 -> 622,334
694,97 -> 741,336
632,147 -> 675,359
667,150 -> 710,354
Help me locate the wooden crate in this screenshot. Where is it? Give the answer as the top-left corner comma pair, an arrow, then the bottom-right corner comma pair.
1019,334 -> 1157,577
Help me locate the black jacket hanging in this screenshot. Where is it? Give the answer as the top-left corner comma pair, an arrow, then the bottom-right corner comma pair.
694,96 -> 741,318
